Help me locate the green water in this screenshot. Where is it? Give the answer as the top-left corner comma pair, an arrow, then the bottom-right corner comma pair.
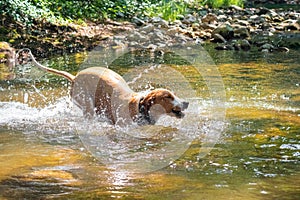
0,46 -> 299,199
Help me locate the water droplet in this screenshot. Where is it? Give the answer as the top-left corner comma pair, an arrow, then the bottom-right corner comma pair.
24,92 -> 29,104
260,190 -> 269,194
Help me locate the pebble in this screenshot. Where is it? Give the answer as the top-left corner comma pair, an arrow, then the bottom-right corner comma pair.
140,24 -> 155,32
233,39 -> 251,51
151,17 -> 169,28
212,33 -> 227,43
182,14 -> 197,24
233,26 -> 250,38
260,43 -> 275,51
202,13 -> 218,24
132,17 -> 145,26
212,24 -> 234,40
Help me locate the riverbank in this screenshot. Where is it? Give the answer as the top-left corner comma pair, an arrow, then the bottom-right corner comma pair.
1,5 -> 299,58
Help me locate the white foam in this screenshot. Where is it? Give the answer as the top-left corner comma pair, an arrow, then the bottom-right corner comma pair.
0,97 -> 226,173
0,97 -> 79,132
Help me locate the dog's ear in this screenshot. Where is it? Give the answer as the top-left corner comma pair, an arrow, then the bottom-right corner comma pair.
140,95 -> 156,113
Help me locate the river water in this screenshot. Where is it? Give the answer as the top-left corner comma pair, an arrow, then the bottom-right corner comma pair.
0,44 -> 299,199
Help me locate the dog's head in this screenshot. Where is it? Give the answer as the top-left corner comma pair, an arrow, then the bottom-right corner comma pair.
139,89 -> 189,123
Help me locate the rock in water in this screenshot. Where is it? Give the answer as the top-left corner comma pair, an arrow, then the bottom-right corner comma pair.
213,24 -> 234,41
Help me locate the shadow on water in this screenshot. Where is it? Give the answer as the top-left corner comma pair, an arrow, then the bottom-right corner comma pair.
0,45 -> 299,199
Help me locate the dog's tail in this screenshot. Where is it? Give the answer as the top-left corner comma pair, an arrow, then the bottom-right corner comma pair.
17,48 -> 75,82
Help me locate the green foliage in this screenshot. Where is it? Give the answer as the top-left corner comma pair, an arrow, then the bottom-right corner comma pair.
31,0 -> 105,21
146,0 -> 188,21
196,0 -> 244,8
0,0 -> 62,25
103,0 -> 155,18
0,0 -> 159,24
33,0 -> 157,21
145,0 -> 244,21
0,0 -> 244,26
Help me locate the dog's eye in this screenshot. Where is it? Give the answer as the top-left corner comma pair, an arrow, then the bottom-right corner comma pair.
164,95 -> 172,99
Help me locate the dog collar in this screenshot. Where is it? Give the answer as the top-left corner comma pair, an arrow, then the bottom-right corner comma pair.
137,96 -> 154,125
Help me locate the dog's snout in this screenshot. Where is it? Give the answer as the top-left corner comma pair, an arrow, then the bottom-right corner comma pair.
182,101 -> 189,110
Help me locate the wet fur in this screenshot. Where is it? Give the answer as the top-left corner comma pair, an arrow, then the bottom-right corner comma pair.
18,49 -> 188,125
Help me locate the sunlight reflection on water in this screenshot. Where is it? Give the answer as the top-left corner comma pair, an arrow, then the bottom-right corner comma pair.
0,46 -> 299,199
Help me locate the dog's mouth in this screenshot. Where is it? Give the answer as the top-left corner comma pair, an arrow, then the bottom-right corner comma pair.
171,101 -> 189,118
171,109 -> 185,118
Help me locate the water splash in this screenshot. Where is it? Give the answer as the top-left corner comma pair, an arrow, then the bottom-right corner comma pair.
0,95 -> 226,173
0,97 -> 76,134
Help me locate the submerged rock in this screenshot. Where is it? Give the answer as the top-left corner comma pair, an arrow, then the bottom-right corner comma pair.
260,43 -> 275,50
0,169 -> 81,199
258,43 -> 289,52
233,39 -> 251,51
215,45 -> 235,51
275,47 -> 290,52
276,33 -> 300,48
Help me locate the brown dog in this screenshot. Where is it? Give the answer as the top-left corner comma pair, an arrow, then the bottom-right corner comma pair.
18,49 -> 189,125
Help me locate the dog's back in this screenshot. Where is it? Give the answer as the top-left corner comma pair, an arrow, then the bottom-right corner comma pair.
71,67 -> 134,123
